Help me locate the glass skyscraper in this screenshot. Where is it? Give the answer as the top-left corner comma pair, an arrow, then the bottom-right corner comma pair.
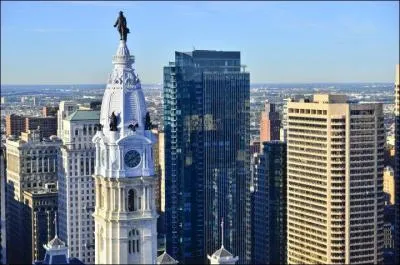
164,50 -> 251,264
252,141 -> 287,264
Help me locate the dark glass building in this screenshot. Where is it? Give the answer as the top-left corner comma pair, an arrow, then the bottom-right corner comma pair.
164,50 -> 251,264
252,141 -> 287,264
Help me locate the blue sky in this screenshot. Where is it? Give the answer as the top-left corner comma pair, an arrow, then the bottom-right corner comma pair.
1,1 -> 399,84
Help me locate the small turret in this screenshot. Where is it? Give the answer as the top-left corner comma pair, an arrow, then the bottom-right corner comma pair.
207,218 -> 239,265
33,213 -> 84,265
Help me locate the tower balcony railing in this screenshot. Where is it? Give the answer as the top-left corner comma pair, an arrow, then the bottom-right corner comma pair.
112,55 -> 135,64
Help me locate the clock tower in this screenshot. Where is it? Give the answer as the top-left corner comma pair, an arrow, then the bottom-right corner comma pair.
92,18 -> 158,263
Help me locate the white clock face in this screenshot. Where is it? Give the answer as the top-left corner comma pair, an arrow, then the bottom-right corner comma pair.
124,150 -> 141,168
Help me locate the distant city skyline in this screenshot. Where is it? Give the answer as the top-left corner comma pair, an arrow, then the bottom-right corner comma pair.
1,1 -> 399,85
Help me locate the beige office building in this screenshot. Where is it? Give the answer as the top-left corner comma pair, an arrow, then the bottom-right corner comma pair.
287,94 -> 384,264
383,166 -> 395,205
5,128 -> 61,264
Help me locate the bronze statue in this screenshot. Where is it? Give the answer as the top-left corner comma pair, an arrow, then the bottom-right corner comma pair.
109,112 -> 118,131
114,11 -> 130,41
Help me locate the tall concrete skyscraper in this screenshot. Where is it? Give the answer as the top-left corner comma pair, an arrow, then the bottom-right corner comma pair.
286,94 -> 384,264
164,50 -> 250,263
57,108 -> 100,263
394,64 -> 400,265
259,101 -> 281,143
5,129 -> 61,264
252,141 -> 287,264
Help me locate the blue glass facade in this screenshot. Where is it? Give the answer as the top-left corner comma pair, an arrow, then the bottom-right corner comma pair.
164,50 -> 250,264
252,141 -> 287,264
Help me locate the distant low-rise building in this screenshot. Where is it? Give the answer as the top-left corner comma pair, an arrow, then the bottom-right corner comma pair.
6,114 -> 57,138
6,114 -> 26,137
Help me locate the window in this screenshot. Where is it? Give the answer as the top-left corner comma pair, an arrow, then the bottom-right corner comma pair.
128,189 -> 137,211
128,229 -> 140,254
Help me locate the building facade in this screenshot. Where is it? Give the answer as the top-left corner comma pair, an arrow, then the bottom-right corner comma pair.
5,129 -> 61,264
25,116 -> 57,138
5,114 -> 57,138
395,64 -> 399,265
92,37 -> 158,263
43,106 -> 59,117
57,109 -> 99,263
259,102 -> 281,143
6,114 -> 25,137
164,50 -> 250,263
252,141 -> 286,264
57,101 -> 79,137
0,145 -> 6,265
152,129 -> 167,253
286,94 -> 385,264
22,185 -> 57,262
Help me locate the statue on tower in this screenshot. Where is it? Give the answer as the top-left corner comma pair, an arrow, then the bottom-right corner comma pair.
109,111 -> 118,131
114,11 -> 130,41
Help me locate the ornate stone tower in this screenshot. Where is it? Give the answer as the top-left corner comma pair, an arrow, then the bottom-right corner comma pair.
92,18 -> 158,263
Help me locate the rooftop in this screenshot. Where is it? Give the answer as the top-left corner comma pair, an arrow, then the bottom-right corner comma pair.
211,246 -> 234,259
65,110 -> 100,121
157,251 -> 178,264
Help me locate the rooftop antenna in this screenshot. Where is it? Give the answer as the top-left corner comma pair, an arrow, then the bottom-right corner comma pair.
221,217 -> 224,248
54,211 -> 58,238
193,46 -> 196,51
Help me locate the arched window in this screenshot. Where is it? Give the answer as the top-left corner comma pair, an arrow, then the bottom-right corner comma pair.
128,229 -> 140,254
128,189 -> 136,211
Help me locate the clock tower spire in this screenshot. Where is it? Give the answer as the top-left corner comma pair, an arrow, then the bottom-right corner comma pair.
92,13 -> 158,264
